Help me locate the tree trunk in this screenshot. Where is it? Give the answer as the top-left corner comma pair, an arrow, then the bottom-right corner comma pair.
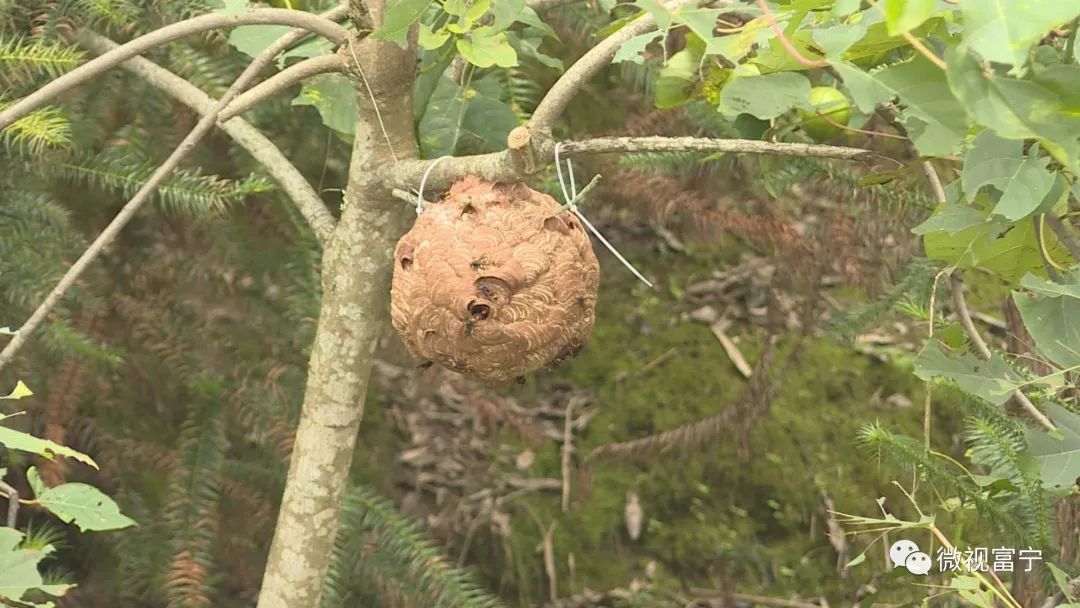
256,5 -> 418,603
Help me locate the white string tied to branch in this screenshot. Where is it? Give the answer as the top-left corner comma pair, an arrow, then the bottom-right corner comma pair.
554,142 -> 653,288
415,155 -> 452,215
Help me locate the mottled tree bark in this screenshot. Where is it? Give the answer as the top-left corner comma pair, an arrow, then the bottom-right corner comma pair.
255,2 -> 418,604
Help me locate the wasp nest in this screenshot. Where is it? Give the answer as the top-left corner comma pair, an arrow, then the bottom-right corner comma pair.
390,177 -> 600,384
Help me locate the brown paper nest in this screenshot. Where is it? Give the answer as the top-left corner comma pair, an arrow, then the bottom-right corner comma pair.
390,177 -> 600,384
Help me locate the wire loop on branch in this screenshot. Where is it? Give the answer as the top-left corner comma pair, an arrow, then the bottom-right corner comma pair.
553,142 -> 653,288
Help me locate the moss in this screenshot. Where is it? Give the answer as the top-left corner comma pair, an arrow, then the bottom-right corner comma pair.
480,241 -> 967,605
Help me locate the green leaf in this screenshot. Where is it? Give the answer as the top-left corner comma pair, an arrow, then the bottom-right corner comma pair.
612,31 -> 663,64
911,202 -> 987,235
515,7 -> 558,40
962,130 -> 1023,196
0,415 -> 98,469
492,0 -> 525,31
882,0 -> 937,36
0,327 -> 14,334
1048,562 -> 1077,602
1014,291 -> 1080,369
28,467 -> 136,532
1,381 -> 32,400
1021,273 -> 1080,300
913,341 -> 1022,405
1025,403 -> 1080,489
228,25 -> 332,67
655,46 -> 701,109
371,0 -> 434,47
0,529 -> 53,601
418,24 -> 450,50
717,72 -> 811,120
923,211 -> 1062,281
947,50 -> 1080,175
291,73 -> 356,136
456,27 -> 518,68
835,56 -> 966,156
812,22 -> 868,59
960,0 -> 1080,73
417,75 -> 517,157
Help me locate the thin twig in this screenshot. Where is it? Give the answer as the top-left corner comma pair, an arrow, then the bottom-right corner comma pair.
560,398 -> 574,512
528,2 -> 693,130
0,22 -> 339,372
950,274 -> 1057,432
219,54 -> 343,121
556,174 -> 601,211
78,31 -> 336,244
1045,213 -> 1080,261
0,8 -> 348,130
0,481 -> 18,527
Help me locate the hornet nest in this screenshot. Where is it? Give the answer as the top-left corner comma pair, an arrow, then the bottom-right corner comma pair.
390,176 -> 600,384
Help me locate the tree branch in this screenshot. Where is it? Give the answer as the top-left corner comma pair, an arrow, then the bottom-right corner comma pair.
0,8 -> 349,131
1045,213 -> 1080,261
219,54 -> 344,121
528,8 -> 671,131
380,135 -> 880,192
950,274 -> 1057,432
77,31 -> 336,243
0,21 -> 342,373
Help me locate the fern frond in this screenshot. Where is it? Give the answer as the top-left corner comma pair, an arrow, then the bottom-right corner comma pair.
501,68 -> 540,123
0,105 -> 71,154
72,0 -> 140,26
55,150 -> 273,218
856,422 -> 1035,544
0,36 -> 84,86
322,485 -> 507,608
828,256 -> 941,341
163,387 -> 227,608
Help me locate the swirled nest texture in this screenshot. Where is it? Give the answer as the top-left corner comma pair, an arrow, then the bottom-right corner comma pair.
390,177 -> 600,384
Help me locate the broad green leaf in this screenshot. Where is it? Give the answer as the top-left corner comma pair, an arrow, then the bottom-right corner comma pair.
634,0 -> 672,31
911,202 -> 987,235
492,0 -> 525,31
612,31 -> 663,64
835,56 -> 966,156
291,73 -> 356,136
923,215 -> 1063,281
1,381 -> 31,400
456,27 -> 517,68
947,50 -> 1080,175
417,75 -> 517,158
913,341 -> 1022,405
0,532 -> 53,601
654,47 -> 701,109
717,72 -> 811,120
418,24 -> 450,50
812,22 -> 868,59
515,7 -> 557,40
960,0 -> 1080,73
1048,562 -> 1077,602
882,0 -> 937,35
0,415 -> 98,468
1021,273 -> 1080,300
508,33 -> 562,70
951,575 -> 997,608
962,132 -> 1058,220
228,25 -> 332,67
1014,291 -> 1080,369
843,17 -> 946,64
962,130 -> 1022,196
28,468 -> 136,532
371,0 -> 434,47
1025,403 -> 1080,489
